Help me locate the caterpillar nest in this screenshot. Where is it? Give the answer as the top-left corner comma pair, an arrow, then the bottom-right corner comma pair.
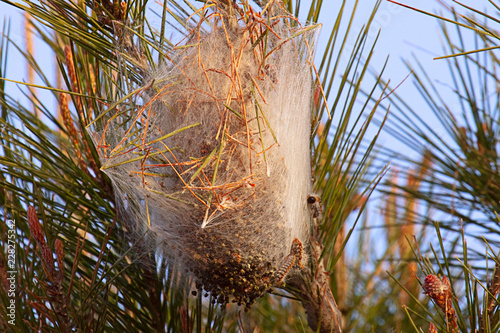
91,2 -> 320,310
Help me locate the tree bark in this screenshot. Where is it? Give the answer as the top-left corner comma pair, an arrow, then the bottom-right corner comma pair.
288,235 -> 343,333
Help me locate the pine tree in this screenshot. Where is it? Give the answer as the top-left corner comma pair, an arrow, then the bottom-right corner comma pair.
1,0 -> 498,332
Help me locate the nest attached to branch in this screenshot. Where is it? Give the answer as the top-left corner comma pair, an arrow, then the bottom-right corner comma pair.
91,0 -> 320,309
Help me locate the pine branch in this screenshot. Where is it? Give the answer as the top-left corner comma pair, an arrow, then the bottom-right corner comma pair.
288,222 -> 343,333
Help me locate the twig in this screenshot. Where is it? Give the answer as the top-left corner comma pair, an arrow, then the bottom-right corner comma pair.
288,220 -> 343,333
